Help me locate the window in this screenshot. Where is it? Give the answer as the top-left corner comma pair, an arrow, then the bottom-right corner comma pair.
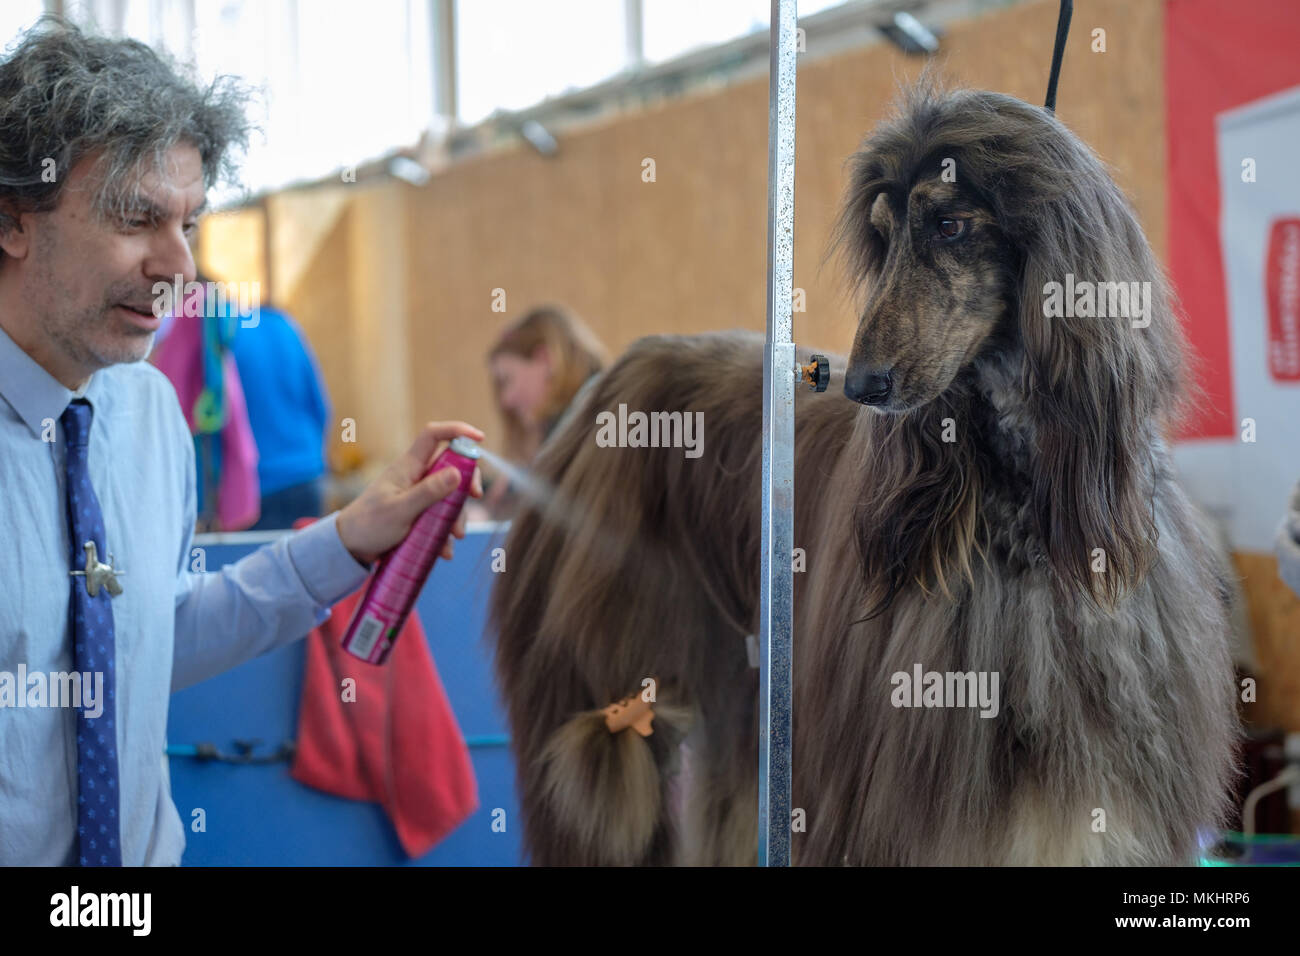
1,0 -> 47,52
643,0 -> 845,63
455,0 -> 628,125
5,0 -> 856,199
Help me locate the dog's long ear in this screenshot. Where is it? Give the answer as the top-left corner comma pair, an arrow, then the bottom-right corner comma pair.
1006,117 -> 1184,610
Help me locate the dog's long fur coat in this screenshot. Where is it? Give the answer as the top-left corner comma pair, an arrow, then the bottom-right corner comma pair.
488,84 -> 1242,865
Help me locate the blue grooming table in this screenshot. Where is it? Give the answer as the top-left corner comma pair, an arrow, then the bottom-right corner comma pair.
166,525 -> 521,865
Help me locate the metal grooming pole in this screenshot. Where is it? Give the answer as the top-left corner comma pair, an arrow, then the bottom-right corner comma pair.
758,0 -> 797,868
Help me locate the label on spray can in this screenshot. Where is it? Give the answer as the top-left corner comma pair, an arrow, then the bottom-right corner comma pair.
349,612 -> 387,661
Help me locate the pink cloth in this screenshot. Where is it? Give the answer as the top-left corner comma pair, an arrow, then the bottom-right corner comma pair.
150,314 -> 261,530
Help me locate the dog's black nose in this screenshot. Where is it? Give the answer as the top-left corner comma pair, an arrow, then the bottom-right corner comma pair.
844,366 -> 893,405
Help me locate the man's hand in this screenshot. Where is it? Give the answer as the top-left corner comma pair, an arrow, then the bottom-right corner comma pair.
336,421 -> 486,567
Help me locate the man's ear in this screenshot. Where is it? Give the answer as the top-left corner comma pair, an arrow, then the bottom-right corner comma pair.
0,202 -> 31,261
532,343 -> 552,372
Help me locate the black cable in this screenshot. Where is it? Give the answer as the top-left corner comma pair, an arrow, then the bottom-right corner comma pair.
1044,0 -> 1073,113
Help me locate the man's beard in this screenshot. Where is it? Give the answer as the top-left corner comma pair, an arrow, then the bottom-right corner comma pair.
49,300 -> 156,373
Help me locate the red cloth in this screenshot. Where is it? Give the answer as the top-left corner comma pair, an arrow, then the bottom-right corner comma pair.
288,518 -> 478,857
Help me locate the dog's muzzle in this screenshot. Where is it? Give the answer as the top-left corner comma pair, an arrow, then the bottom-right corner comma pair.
844,366 -> 893,405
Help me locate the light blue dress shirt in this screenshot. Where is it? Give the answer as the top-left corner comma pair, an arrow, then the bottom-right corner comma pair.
0,323 -> 372,865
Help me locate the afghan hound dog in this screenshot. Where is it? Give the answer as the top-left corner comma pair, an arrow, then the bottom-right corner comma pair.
488,83 -> 1242,865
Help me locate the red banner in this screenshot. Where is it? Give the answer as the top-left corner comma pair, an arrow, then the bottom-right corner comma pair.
1165,0 -> 1300,438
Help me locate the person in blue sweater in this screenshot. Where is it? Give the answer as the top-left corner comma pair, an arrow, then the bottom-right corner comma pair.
229,306 -> 332,529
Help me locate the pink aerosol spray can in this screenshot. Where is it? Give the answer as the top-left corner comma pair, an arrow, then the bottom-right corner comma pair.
340,436 -> 481,664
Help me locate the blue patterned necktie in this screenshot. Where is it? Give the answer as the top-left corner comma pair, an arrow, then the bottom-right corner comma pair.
61,398 -> 122,866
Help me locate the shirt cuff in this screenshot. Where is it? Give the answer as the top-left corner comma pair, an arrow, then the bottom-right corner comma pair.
285,511 -> 373,608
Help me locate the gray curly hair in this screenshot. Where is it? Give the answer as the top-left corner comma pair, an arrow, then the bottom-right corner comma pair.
0,15 -> 252,264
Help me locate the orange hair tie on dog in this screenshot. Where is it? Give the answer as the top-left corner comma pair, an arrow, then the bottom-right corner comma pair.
603,691 -> 655,737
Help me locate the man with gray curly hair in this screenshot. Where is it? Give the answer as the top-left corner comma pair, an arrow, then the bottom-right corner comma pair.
0,18 -> 484,866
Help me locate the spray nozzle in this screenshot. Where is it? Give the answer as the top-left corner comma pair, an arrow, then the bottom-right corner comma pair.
448,436 -> 483,459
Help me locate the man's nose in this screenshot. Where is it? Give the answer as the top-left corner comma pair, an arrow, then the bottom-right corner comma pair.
144,226 -> 196,288
844,364 -> 893,405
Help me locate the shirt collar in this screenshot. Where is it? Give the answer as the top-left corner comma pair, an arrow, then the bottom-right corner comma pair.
0,322 -> 99,438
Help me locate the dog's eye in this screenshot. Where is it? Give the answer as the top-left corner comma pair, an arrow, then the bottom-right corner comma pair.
934,218 -> 968,241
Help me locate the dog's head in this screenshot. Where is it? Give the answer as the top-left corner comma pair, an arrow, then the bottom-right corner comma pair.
834,83 -> 1182,411
835,83 -> 1188,610
835,86 -> 1032,412
837,152 -> 1017,412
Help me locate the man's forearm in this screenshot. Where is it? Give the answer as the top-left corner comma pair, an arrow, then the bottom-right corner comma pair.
170,512 -> 370,693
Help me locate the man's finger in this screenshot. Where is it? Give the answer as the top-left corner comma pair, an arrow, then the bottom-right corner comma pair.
396,466 -> 460,525
402,440 -> 447,485
403,421 -> 485,476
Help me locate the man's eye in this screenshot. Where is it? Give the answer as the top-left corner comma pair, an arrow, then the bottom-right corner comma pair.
934,218 -> 968,241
